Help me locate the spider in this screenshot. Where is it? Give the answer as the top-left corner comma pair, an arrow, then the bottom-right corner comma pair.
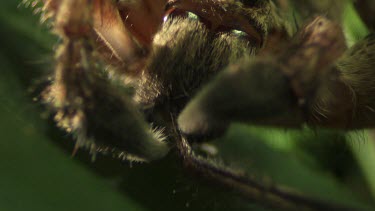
28,0 -> 375,210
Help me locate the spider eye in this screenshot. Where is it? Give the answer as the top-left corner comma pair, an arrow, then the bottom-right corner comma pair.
187,12 -> 199,20
227,20 -> 263,46
215,27 -> 259,45
163,4 -> 262,46
231,29 -> 247,37
164,8 -> 200,22
230,29 -> 255,42
163,7 -> 214,28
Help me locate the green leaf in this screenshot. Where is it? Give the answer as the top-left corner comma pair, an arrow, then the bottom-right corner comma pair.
1,1 -> 374,211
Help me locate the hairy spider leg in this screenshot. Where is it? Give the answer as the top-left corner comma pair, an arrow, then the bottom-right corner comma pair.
178,16 -> 375,135
43,0 -> 169,161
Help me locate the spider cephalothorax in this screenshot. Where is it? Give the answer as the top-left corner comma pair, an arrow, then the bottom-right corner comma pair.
31,0 -> 375,210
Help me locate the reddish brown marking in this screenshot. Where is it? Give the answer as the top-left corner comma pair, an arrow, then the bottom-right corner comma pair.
92,0 -> 146,72
118,0 -> 167,47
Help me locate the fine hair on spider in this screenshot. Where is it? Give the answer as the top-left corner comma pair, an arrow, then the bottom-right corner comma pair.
26,0 -> 375,210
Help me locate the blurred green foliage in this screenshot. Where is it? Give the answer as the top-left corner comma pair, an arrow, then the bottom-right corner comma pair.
0,1 -> 375,210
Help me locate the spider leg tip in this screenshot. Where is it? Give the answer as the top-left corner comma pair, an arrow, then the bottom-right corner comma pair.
177,105 -> 228,141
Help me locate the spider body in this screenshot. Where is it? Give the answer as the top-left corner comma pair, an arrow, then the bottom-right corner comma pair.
41,0 -> 281,159
32,0 -> 375,210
